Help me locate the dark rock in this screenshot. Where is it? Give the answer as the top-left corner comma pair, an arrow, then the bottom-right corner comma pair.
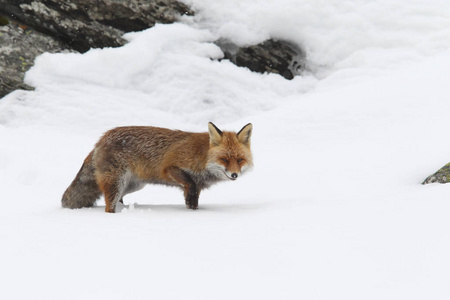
422,163 -> 450,184
217,39 -> 305,80
0,0 -> 193,53
0,18 -> 70,98
0,15 -> 9,25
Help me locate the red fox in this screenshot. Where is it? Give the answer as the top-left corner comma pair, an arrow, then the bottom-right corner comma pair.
62,122 -> 253,213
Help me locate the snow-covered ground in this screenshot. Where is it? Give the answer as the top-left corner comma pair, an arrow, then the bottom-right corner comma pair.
2,0 -> 450,299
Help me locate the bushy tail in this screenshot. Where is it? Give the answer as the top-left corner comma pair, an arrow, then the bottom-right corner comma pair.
62,151 -> 102,209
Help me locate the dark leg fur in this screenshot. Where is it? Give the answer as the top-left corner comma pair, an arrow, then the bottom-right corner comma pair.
184,183 -> 200,210
165,167 -> 200,210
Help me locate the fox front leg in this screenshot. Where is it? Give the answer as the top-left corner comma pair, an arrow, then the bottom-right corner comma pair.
163,166 -> 200,210
184,182 -> 200,210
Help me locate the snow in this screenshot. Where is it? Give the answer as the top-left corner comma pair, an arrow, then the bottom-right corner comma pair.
1,0 -> 450,299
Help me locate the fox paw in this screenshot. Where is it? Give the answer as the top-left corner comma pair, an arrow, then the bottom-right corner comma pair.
186,204 -> 198,210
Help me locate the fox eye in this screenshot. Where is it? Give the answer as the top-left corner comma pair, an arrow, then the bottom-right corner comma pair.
221,158 -> 229,163
237,158 -> 244,163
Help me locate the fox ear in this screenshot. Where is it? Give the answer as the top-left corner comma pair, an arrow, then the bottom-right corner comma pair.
208,122 -> 223,146
237,123 -> 252,145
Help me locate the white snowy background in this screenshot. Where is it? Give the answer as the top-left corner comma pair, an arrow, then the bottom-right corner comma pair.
1,0 -> 450,299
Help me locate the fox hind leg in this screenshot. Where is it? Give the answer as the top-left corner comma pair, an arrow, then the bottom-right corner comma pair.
98,177 -> 125,213
103,184 -> 121,213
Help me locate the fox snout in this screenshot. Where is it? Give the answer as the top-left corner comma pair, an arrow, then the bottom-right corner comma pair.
221,159 -> 244,181
224,171 -> 239,180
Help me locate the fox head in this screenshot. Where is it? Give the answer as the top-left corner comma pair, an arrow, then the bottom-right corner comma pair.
207,122 -> 253,181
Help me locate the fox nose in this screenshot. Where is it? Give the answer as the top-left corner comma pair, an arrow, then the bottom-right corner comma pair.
231,173 -> 238,179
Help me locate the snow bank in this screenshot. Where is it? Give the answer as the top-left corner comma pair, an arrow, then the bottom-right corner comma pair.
2,0 -> 449,131
0,22 -> 314,131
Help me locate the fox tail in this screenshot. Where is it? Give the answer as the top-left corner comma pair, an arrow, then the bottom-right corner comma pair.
61,151 -> 101,209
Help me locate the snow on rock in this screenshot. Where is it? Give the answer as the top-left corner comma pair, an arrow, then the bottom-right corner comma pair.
1,22 -> 315,130
186,0 -> 450,76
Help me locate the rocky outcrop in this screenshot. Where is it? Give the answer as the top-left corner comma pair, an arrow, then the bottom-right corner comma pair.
422,163 -> 450,184
0,0 -> 305,98
218,39 -> 305,80
0,0 -> 193,52
0,0 -> 193,98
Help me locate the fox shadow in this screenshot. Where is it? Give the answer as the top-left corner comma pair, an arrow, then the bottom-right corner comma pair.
86,201 -> 269,214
